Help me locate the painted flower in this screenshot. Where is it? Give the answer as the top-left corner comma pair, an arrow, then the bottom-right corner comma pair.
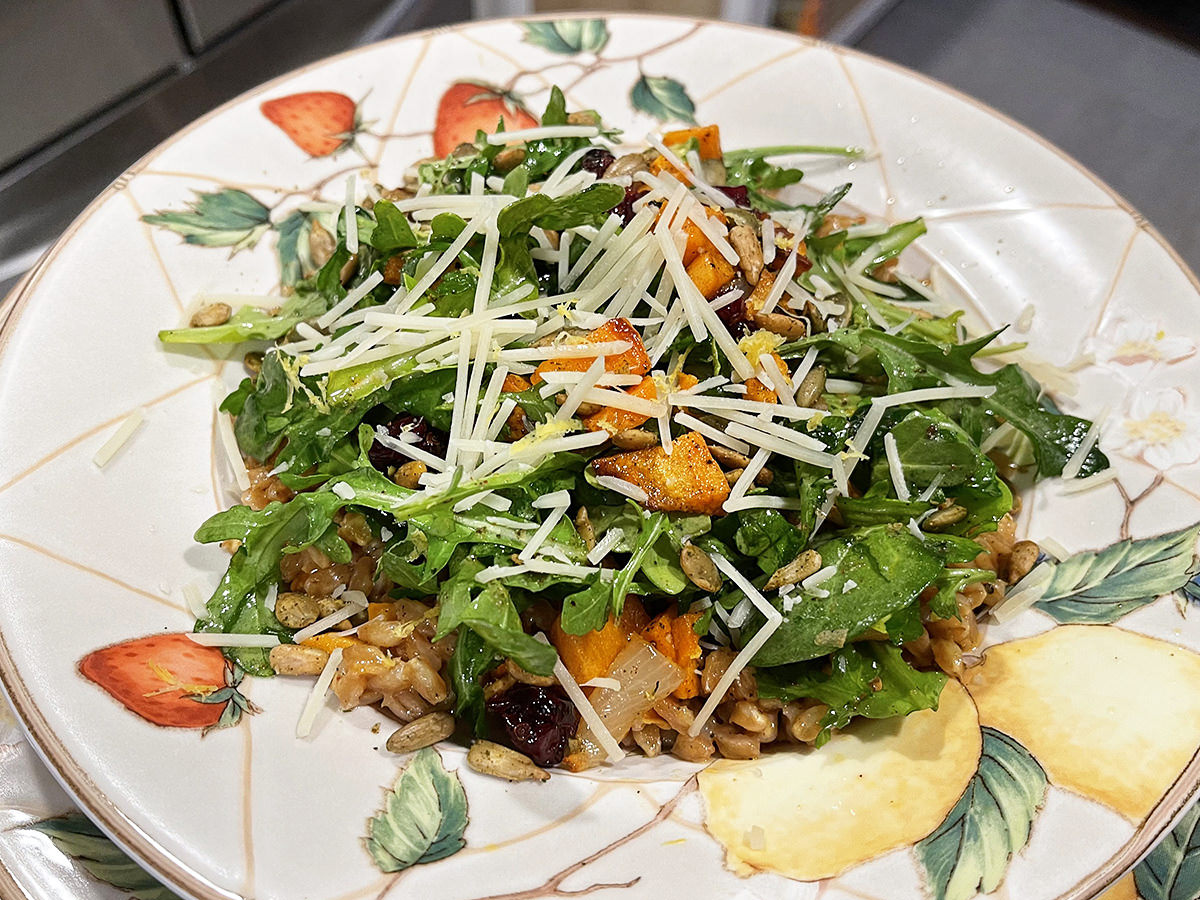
1090,319 -> 1194,369
1109,388 -> 1200,470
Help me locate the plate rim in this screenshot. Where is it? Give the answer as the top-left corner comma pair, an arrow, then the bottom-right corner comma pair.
0,12 -> 1196,900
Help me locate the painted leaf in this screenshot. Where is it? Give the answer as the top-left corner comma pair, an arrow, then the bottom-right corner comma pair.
915,727 -> 1047,900
1176,564 -> 1200,616
30,814 -> 182,900
367,747 -> 468,872
274,209 -> 311,286
522,19 -> 608,54
1035,523 -> 1200,624
143,189 -> 272,252
1135,800 -> 1200,900
631,75 -> 697,124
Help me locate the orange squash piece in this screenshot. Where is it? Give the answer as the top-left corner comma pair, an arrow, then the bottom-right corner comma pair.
583,372 -> 698,435
532,317 -> 651,385
744,378 -> 777,404
663,124 -> 723,160
671,612 -> 704,699
550,597 -> 648,685
642,611 -> 677,660
300,633 -> 363,654
639,609 -> 704,699
687,250 -> 736,300
502,373 -> 531,393
366,602 -> 397,622
745,269 -> 776,316
591,431 -> 730,515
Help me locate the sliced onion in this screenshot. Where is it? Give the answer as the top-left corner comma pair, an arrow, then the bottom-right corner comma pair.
572,636 -> 683,769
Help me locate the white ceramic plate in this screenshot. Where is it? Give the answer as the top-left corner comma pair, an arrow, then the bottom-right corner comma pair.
2,15 -> 1200,900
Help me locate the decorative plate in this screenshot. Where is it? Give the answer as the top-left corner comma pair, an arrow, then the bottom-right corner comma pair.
1,14 -> 1199,900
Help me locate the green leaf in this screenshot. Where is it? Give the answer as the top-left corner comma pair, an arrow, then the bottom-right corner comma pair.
371,199 -> 418,252
449,625 -> 498,736
435,560 -> 557,675
757,642 -> 946,746
749,524 -> 945,666
497,184 -> 625,237
522,19 -> 608,54
158,290 -> 326,344
367,747 -> 469,872
631,75 -> 696,124
1135,799 -> 1200,900
143,189 -> 271,252
274,209 -> 312,286
733,508 -> 806,575
30,814 -> 182,900
915,728 -> 1048,900
1035,524 -> 1200,623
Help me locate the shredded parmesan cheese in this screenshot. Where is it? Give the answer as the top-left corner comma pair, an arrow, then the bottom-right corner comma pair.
296,647 -> 344,738
883,432 -> 910,501
691,554 -> 782,736
596,475 -> 650,504
93,408 -> 146,468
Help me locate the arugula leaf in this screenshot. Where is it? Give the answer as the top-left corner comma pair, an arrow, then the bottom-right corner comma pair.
732,508 -> 807,575
749,524 -> 944,666
757,642 -> 947,746
497,184 -> 625,237
228,351 -> 374,472
448,625 -> 496,735
193,492 -> 346,673
799,183 -> 852,236
159,290 -> 327,344
434,561 -> 556,675
371,200 -> 418,252
724,153 -> 804,211
791,328 -> 1108,478
845,219 -> 926,271
560,508 -> 670,635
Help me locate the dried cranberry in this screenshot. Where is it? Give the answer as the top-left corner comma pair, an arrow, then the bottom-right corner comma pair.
486,683 -> 579,766
612,184 -> 641,224
715,291 -> 747,331
368,414 -> 448,470
578,148 -> 615,177
715,185 -> 751,208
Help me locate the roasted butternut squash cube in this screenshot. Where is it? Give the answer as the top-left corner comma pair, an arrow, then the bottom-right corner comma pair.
743,377 -> 777,404
591,431 -> 730,515
550,597 -> 648,684
584,372 -> 698,435
671,612 -> 704,699
663,124 -> 723,160
687,250 -> 736,300
532,317 -> 651,384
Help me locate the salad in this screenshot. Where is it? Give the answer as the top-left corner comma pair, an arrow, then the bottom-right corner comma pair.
161,86 -> 1107,777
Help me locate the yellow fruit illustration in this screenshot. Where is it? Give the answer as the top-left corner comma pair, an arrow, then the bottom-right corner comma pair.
966,625 -> 1200,822
699,680 -> 981,880
1097,872 -> 1138,900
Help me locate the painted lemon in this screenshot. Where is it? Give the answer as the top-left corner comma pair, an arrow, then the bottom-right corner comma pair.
966,625 -> 1200,822
699,680 -> 980,880
1097,872 -> 1138,900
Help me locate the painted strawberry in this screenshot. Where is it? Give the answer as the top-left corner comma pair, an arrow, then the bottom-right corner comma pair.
79,633 -> 258,734
261,91 -> 359,157
433,81 -> 538,158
